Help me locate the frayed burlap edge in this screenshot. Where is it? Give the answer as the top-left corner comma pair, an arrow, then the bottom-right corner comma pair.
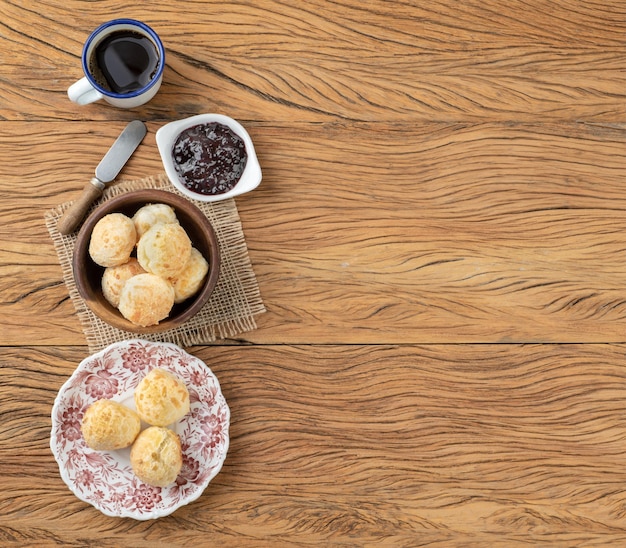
45,174 -> 265,352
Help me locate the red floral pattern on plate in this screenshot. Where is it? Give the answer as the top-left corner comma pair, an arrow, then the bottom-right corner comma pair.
50,340 -> 230,520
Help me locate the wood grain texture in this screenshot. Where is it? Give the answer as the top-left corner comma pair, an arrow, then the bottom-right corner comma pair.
1,0 -> 625,545
1,345 -> 626,546
0,1 -> 624,122
1,121 -> 625,344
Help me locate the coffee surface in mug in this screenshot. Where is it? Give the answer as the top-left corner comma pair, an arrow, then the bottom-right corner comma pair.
91,30 -> 159,94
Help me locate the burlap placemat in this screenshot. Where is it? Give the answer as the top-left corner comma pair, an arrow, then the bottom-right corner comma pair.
45,174 -> 265,352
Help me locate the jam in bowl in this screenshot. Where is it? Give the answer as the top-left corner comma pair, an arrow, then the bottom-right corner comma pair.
156,114 -> 262,202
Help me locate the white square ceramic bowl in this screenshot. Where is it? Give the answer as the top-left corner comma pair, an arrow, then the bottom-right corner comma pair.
156,113 -> 262,202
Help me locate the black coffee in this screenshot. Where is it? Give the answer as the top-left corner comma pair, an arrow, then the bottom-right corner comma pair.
91,30 -> 159,94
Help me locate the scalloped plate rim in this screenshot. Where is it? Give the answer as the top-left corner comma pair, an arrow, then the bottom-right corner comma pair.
49,339 -> 230,520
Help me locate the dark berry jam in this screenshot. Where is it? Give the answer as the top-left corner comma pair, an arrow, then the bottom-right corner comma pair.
172,122 -> 247,196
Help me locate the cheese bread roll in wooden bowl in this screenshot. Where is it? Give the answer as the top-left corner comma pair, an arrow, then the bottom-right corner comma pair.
73,190 -> 220,333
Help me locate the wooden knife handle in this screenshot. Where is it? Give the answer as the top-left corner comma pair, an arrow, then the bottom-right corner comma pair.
57,179 -> 105,235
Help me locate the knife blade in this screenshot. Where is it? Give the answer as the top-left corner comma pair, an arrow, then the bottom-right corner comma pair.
57,120 -> 147,235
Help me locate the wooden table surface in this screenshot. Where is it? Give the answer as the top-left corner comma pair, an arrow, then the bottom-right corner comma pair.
1,1 -> 625,545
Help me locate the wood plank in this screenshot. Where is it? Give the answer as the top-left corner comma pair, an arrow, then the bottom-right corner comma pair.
0,1 -> 624,122
245,121 -> 626,344
2,344 -> 625,545
1,121 -> 625,345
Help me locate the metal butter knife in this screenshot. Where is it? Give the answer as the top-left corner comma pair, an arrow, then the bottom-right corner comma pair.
57,120 -> 147,235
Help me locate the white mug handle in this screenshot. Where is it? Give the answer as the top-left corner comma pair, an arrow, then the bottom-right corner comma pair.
67,77 -> 104,105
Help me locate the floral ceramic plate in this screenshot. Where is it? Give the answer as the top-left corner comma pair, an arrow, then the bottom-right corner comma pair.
50,339 -> 230,520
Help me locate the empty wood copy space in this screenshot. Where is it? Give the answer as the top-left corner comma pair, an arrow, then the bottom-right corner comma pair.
1,1 -> 625,546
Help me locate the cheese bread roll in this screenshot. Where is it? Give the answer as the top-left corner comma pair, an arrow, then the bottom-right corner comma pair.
130,426 -> 183,487
132,203 -> 179,239
134,368 -> 190,426
118,273 -> 175,327
81,399 -> 141,451
137,223 -> 191,279
101,257 -> 146,308
88,213 -> 137,267
168,247 -> 209,303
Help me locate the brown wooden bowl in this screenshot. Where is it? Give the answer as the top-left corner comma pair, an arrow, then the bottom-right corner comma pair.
73,189 -> 220,334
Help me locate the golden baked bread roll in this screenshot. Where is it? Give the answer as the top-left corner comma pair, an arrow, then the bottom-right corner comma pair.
137,223 -> 191,278
132,203 -> 179,239
130,426 -> 183,487
101,258 -> 146,308
88,213 -> 137,267
134,368 -> 190,426
168,247 -> 209,303
81,399 -> 141,451
118,273 -> 175,327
